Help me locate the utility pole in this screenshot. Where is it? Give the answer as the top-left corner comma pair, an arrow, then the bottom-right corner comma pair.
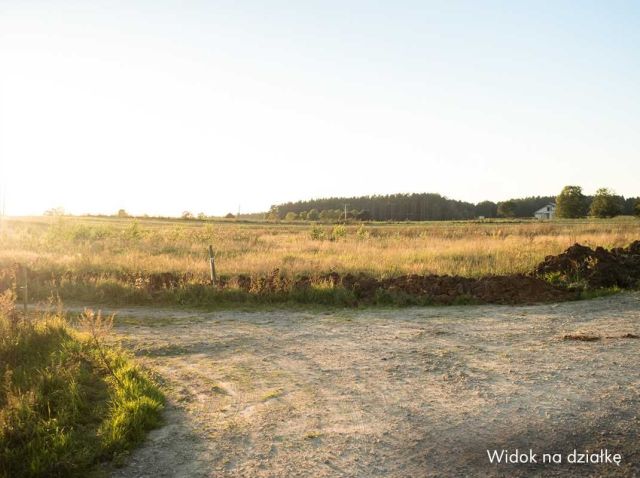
344,203 -> 348,224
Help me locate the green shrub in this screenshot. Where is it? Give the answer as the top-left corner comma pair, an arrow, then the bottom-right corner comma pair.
309,226 -> 326,241
331,225 -> 347,240
356,225 -> 369,239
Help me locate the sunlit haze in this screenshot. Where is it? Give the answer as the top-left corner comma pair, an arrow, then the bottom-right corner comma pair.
1,1 -> 639,216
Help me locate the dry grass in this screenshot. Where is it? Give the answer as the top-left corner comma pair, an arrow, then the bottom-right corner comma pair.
1,216 -> 638,280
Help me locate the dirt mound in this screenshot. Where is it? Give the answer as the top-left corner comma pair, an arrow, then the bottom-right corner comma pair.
534,241 -> 640,289
620,333 -> 640,339
318,272 -> 571,304
469,274 -> 573,304
563,334 -> 600,342
202,269 -> 570,305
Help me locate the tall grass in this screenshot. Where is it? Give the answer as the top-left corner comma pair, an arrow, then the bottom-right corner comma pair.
0,293 -> 164,477
0,216 -> 637,305
2,216 -> 638,276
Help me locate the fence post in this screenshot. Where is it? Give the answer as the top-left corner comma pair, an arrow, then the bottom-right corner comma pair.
208,245 -> 217,286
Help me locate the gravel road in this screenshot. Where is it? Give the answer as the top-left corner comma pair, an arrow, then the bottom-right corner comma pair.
97,293 -> 640,477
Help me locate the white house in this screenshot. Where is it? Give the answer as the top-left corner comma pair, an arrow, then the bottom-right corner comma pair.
534,203 -> 556,219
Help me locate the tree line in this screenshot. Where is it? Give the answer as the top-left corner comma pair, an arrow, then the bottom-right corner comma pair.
45,188 -> 640,222
270,189 -> 640,221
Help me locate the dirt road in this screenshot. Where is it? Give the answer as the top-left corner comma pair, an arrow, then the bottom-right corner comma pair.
101,293 -> 640,477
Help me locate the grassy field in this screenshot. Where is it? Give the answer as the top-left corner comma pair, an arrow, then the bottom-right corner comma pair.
0,216 -> 638,306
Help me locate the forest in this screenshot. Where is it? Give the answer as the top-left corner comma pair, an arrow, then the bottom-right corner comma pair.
270,192 -> 640,221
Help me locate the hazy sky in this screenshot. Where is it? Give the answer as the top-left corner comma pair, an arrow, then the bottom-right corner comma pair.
1,1 -> 639,216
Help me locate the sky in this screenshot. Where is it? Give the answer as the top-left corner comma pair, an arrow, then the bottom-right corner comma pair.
0,0 -> 639,216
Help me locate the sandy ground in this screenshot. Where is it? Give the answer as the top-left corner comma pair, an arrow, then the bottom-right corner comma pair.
94,293 -> 640,477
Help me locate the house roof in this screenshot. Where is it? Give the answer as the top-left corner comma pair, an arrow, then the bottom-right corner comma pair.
534,203 -> 557,214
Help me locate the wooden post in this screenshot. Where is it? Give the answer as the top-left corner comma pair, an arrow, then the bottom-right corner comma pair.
208,245 -> 217,286
22,266 -> 28,317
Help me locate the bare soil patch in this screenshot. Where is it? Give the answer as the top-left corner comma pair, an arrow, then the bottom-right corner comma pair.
94,293 -> 640,477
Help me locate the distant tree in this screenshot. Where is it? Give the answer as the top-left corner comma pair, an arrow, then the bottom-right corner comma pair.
635,199 -> 640,218
197,212 -> 207,220
622,197 -> 640,215
497,200 -> 517,218
44,207 -> 65,216
475,201 -> 498,218
117,209 -> 129,218
307,209 -> 320,221
556,186 -> 588,218
298,211 -> 308,220
268,205 -> 281,220
181,211 -> 194,219
320,209 -> 343,221
224,213 -> 235,219
350,209 -> 359,219
357,210 -> 371,221
285,212 -> 298,221
589,188 -> 623,218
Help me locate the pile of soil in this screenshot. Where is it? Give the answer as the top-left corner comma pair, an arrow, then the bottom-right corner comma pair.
226,270 -> 571,304
107,266 -> 561,305
314,272 -> 572,305
533,241 -> 640,289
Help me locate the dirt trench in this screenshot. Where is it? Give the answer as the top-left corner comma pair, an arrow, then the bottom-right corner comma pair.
85,292 -> 640,477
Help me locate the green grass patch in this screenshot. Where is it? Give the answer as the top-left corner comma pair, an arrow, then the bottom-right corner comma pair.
577,286 -> 623,300
0,294 -> 164,478
260,389 -> 283,402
